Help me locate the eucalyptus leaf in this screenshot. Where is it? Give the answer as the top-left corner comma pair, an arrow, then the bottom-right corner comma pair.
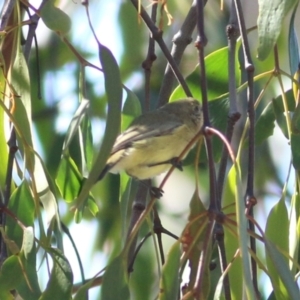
257,0 -> 298,60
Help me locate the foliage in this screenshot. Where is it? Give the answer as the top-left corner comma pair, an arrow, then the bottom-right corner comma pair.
1,0 -> 300,299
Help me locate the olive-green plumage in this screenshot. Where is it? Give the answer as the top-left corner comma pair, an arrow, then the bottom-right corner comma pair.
98,98 -> 203,181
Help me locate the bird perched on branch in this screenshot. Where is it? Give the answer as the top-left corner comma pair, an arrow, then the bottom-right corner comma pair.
98,98 -> 203,195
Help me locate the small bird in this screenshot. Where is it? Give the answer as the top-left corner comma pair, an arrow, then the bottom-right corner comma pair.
98,98 -> 203,193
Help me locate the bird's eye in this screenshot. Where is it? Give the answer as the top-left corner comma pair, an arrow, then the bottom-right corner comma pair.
194,104 -> 201,114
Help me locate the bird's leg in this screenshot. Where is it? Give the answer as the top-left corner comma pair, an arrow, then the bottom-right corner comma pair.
168,157 -> 183,171
150,187 -> 164,198
148,157 -> 183,171
139,179 -> 164,199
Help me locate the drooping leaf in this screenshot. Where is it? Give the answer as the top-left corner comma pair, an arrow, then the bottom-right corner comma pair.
4,182 -> 41,298
56,156 -> 82,202
183,190 -> 208,295
40,0 -> 71,35
6,182 -> 35,248
62,99 -> 90,155
272,89 -> 295,139
289,192 -> 300,275
254,101 -> 276,145
0,255 -> 23,293
265,197 -> 294,299
159,241 -> 181,300
101,255 -> 130,300
80,114 -> 94,174
257,0 -> 298,60
75,43 -> 123,216
291,101 -> 300,134
121,87 -> 141,131
291,133 -> 300,170
39,248 -> 73,300
11,49 -> 34,173
73,279 -> 94,300
265,238 -> 300,299
288,2 -> 300,76
223,165 -> 243,300
0,252 -> 42,299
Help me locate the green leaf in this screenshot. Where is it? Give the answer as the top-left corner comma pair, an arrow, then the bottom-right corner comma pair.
40,0 -> 71,35
0,252 -> 41,299
159,242 -> 181,300
265,197 -> 293,299
171,46 -> 240,101
257,0 -> 298,60
11,49 -> 35,172
184,190 -> 208,292
80,114 -> 94,174
5,183 -> 42,298
0,227 -> 19,255
87,196 -> 99,216
254,101 -> 276,145
73,279 -> 94,300
223,165 -> 243,300
56,156 -> 82,202
288,2 -> 300,76
119,176 -> 138,242
0,99 -> 8,188
265,239 -> 300,299
0,255 -> 23,292
75,43 -> 123,214
289,192 -> 300,275
291,133 -> 300,170
122,87 -> 141,131
272,90 -> 295,139
101,255 -> 130,300
292,101 -> 300,134
6,182 -> 35,248
62,99 -> 90,155
39,248 -> 73,300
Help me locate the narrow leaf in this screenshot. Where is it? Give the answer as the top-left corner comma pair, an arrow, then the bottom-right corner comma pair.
265,239 -> 300,299
159,242 -> 181,300
288,2 -> 300,76
75,43 -> 122,213
223,165 -> 243,300
40,0 -> 71,35
265,197 -> 293,299
291,133 -> 300,170
257,0 -> 297,60
254,101 -> 276,145
62,99 -> 90,154
39,248 -> 73,300
56,156 -> 82,202
101,255 -> 130,300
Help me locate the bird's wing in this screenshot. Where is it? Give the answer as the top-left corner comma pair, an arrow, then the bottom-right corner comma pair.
110,118 -> 182,155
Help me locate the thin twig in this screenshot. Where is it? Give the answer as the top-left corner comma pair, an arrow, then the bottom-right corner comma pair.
214,3 -> 241,299
126,180 -> 149,272
194,0 -> 218,212
127,3 -> 158,271
130,0 -> 192,98
233,0 -> 259,297
193,0 -> 219,296
0,0 -> 16,31
141,3 -> 157,111
158,0 -> 198,105
217,2 -> 240,202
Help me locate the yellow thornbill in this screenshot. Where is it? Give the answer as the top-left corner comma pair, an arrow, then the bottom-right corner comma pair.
97,98 -> 203,185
